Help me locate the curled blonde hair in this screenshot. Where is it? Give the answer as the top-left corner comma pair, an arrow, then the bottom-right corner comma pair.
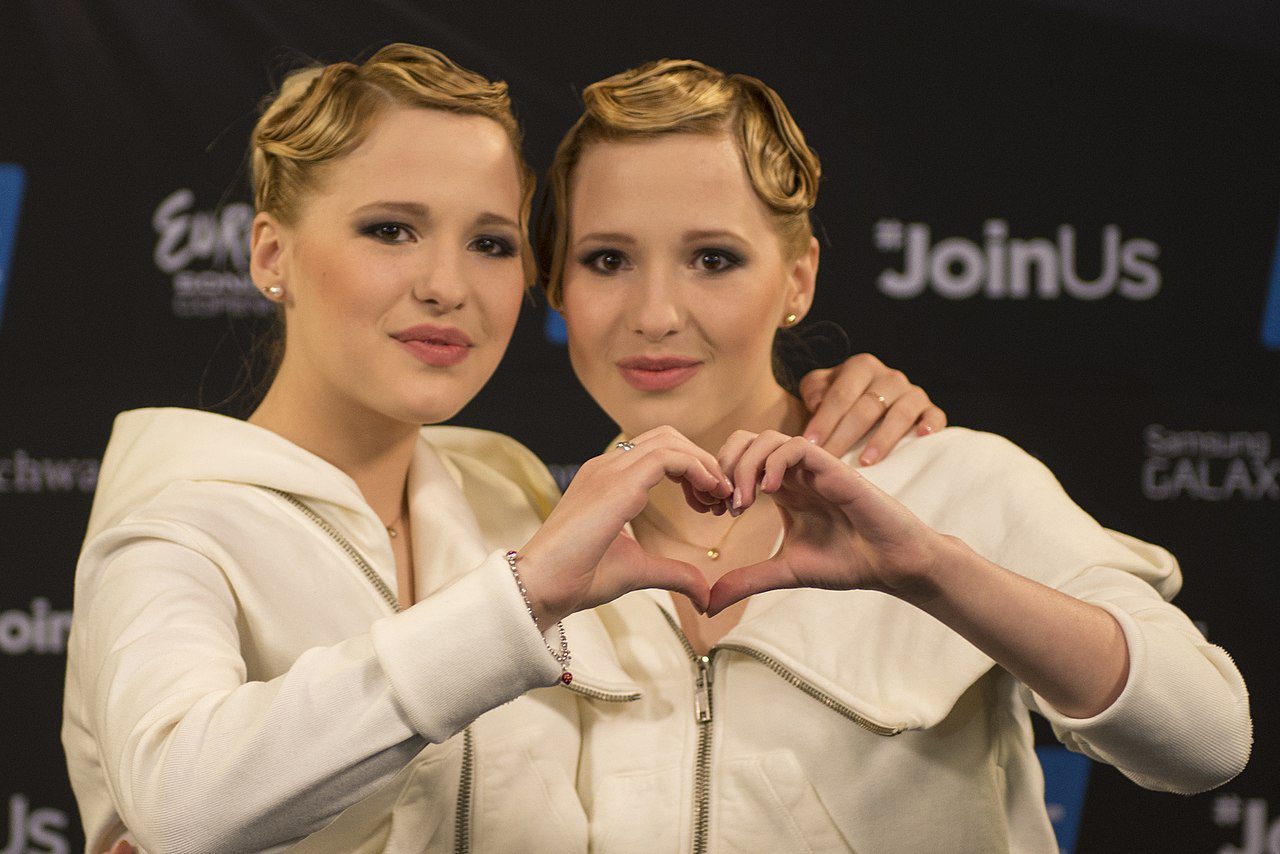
540,59 -> 821,307
251,43 -> 536,282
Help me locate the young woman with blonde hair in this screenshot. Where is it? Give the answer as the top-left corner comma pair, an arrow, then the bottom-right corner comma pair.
62,45 -> 937,853
543,59 -> 1251,852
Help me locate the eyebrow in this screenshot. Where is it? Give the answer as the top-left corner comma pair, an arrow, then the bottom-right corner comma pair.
683,229 -> 748,244
351,202 -> 519,231
352,201 -> 428,218
574,231 -> 636,246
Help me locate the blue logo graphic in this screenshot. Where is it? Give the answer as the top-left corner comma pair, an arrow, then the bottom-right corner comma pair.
0,164 -> 27,330
544,306 -> 568,345
1037,745 -> 1092,854
1263,220 -> 1280,350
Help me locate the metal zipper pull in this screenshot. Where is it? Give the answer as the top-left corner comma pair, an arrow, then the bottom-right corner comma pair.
694,655 -> 713,723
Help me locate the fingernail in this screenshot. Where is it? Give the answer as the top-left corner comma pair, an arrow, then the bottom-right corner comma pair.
860,446 -> 881,466
802,432 -> 819,444
918,423 -> 934,435
732,487 -> 742,510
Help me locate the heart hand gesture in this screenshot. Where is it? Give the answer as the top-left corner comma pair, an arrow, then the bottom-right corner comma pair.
708,430 -> 949,615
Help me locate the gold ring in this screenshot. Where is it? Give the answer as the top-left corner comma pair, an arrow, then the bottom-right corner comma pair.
863,391 -> 889,412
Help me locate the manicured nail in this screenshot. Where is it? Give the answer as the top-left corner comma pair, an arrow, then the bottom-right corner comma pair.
918,423 -> 934,435
732,486 -> 742,510
860,446 -> 881,466
802,432 -> 819,444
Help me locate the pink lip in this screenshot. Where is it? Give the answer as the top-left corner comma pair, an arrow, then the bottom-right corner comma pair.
391,324 -> 474,368
616,355 -> 703,392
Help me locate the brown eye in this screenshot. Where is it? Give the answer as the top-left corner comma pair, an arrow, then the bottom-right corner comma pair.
362,222 -> 413,243
694,249 -> 742,272
584,250 -> 628,273
469,236 -> 516,257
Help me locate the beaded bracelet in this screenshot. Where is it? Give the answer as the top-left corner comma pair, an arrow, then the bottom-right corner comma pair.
505,550 -> 572,685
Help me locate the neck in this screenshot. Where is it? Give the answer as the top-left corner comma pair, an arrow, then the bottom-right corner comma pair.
637,384 -> 807,542
249,360 -> 418,525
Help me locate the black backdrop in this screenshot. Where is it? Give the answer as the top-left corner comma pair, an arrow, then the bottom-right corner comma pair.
2,2 -> 1277,852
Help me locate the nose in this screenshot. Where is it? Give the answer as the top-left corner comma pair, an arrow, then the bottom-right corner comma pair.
630,267 -> 682,342
412,245 -> 468,313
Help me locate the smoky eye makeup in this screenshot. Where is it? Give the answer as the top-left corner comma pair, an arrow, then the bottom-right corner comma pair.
359,221 -> 416,243
578,248 -> 631,274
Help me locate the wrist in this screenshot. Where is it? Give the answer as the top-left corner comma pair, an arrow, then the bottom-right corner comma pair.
893,533 -> 973,609
508,546 -> 570,631
504,549 -> 573,684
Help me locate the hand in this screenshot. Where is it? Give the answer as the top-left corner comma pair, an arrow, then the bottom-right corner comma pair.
520,426 -> 733,624
708,430 -> 952,616
798,353 -> 946,464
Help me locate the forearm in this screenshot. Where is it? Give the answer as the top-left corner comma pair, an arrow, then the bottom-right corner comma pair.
909,536 -> 1130,718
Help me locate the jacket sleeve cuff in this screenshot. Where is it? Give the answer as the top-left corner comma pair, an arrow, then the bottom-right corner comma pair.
1027,601 -> 1252,794
369,549 -> 563,742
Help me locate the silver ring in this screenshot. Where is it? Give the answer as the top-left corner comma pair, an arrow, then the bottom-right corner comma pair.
615,441 -> 635,452
863,390 -> 889,412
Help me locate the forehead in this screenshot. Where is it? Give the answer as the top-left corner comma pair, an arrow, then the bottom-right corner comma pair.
569,133 -> 769,234
306,105 -> 522,215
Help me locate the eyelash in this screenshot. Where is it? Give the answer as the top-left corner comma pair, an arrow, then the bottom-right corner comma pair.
361,222 -> 414,243
360,223 -> 517,258
468,235 -> 518,258
579,249 -> 631,274
577,248 -> 745,275
692,249 -> 743,273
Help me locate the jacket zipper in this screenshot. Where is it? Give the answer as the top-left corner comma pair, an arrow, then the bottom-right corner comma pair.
260,487 -> 478,853
656,605 -> 903,853
563,681 -> 643,703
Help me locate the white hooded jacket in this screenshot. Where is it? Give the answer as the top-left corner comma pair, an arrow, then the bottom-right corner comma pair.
62,408 -> 630,854
576,428 -> 1252,853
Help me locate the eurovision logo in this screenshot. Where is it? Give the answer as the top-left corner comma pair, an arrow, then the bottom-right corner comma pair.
0,164 -> 27,331
152,188 -> 269,319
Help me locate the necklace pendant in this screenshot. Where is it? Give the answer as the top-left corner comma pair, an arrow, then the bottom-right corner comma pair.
706,548 -> 720,560
387,527 -> 398,539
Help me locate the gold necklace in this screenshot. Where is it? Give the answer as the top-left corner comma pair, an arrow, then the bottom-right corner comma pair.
637,506 -> 745,560
383,505 -> 406,539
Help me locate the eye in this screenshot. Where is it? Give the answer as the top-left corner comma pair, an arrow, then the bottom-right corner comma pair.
469,235 -> 517,257
693,249 -> 742,273
362,222 -> 414,243
581,250 -> 631,274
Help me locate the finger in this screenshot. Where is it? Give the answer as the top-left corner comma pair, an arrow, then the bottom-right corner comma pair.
716,429 -> 759,489
859,387 -> 930,465
800,369 -> 867,446
680,480 -> 713,514
632,446 -> 726,498
797,367 -> 835,413
916,403 -> 947,435
707,558 -> 800,616
730,430 -> 793,511
760,436 -> 815,494
821,393 -> 892,458
635,551 -> 712,614
800,354 -> 897,444
631,426 -> 732,498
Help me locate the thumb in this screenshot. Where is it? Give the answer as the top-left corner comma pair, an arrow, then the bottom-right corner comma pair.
707,559 -> 799,616
634,551 -> 711,614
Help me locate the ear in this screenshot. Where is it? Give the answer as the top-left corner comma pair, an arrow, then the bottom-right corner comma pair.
250,211 -> 289,301
782,236 -> 819,323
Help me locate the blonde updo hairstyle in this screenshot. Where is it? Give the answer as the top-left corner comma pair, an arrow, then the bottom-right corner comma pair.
540,58 -> 822,308
251,42 -> 536,283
